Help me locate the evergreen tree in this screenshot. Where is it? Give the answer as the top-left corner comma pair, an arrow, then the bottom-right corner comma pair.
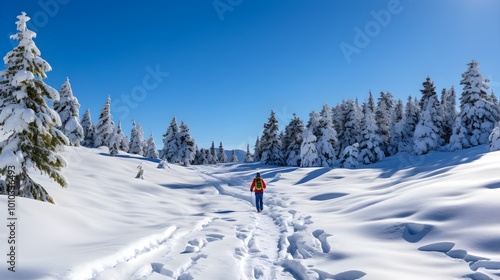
489,121 -> 500,151
413,77 -> 443,155
145,133 -> 159,159
128,120 -> 144,155
116,121 -> 129,152
0,12 -> 68,202
80,108 -> 95,147
244,144 -> 254,162
358,103 -> 385,164
337,99 -> 361,155
203,148 -> 211,165
458,60 -> 499,146
108,124 -> 119,156
449,116 -> 470,151
218,142 -> 228,163
178,121 -> 196,166
193,147 -> 204,165
209,141 -> 218,164
260,111 -> 283,165
306,110 -> 321,136
316,104 -> 338,167
339,143 -> 359,168
331,103 -> 342,135
137,123 -> 146,155
53,78 -> 83,146
253,137 -> 261,162
282,114 -> 304,166
161,116 -> 180,162
300,128 -> 319,167
440,87 -> 458,144
388,99 -> 405,155
375,91 -> 394,155
367,91 -> 376,113
230,150 -> 238,163
94,96 -> 113,148
401,96 -> 420,153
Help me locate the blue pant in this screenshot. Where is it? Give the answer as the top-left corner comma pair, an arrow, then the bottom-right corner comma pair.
255,192 -> 263,211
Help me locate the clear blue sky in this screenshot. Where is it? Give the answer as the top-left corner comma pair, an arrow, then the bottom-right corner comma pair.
1,0 -> 499,150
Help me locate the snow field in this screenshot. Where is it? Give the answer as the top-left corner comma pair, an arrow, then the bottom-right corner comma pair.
0,145 -> 500,279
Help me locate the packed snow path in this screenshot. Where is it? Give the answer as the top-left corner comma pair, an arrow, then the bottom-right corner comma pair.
84,164 -> 345,280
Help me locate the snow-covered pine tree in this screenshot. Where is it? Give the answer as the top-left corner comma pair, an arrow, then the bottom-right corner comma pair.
145,133 -> 159,159
367,91 -> 376,113
449,116 -> 470,151
192,147 -> 203,165
253,137 -> 261,162
282,114 -> 304,166
387,99 -> 405,155
116,121 -> 129,152
80,108 -> 95,147
358,102 -> 385,164
337,99 -> 361,155
137,123 -> 146,155
0,12 -> 69,202
209,141 -> 218,164
260,111 -> 283,165
94,96 -> 113,148
128,120 -> 144,155
331,103 -> 343,136
458,60 -> 499,146
161,116 -> 180,162
178,121 -> 196,166
108,123 -> 119,156
230,150 -> 238,162
375,91 -> 394,156
300,128 -> 319,167
244,144 -> 254,162
400,96 -> 420,153
489,121 -> 500,151
413,77 -> 443,155
440,87 -> 457,144
203,148 -> 211,165
53,77 -> 83,146
339,143 -> 359,168
317,104 -> 338,167
218,142 -> 228,163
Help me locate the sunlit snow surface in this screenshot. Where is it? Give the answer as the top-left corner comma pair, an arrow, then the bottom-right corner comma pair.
0,145 -> 499,279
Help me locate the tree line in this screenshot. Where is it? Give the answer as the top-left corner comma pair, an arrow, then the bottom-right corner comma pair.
254,60 -> 500,167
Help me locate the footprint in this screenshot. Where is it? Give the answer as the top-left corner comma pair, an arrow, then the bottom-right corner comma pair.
403,222 -> 433,243
312,229 -> 331,253
418,242 -> 455,253
206,233 -> 224,242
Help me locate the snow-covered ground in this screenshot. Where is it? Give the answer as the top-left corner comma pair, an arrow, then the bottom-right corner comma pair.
0,145 -> 499,280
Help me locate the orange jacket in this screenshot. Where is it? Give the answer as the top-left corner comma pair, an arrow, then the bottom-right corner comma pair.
250,177 -> 267,193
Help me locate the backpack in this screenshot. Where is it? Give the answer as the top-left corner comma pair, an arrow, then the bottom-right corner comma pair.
255,178 -> 263,191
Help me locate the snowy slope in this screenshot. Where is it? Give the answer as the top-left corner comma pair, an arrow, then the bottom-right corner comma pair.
0,145 -> 499,280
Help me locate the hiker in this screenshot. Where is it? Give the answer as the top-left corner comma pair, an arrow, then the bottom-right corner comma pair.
250,172 -> 267,212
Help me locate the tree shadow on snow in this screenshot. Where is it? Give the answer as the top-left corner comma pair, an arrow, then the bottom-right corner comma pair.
295,167 -> 330,185
98,152 -> 162,164
376,145 -> 487,181
159,183 -> 209,190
